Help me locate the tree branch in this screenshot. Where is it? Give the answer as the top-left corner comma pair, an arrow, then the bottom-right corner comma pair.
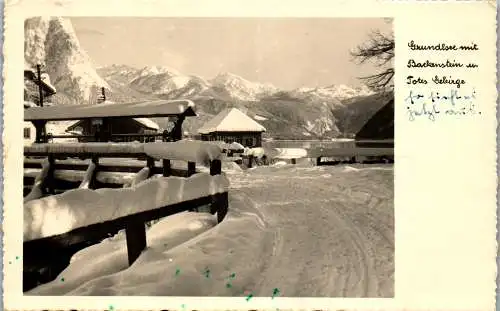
351,30 -> 395,90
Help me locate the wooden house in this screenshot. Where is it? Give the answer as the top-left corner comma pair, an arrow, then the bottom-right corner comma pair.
197,108 -> 266,148
25,99 -> 197,144
65,110 -> 160,143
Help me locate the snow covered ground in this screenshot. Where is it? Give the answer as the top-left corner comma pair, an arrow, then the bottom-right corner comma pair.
27,163 -> 394,297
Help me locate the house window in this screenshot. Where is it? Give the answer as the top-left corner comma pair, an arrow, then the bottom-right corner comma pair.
24,127 -> 31,139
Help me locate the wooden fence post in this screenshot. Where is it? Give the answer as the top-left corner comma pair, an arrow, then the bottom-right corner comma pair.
146,156 -> 155,178
45,155 -> 55,194
89,156 -> 99,189
187,161 -> 196,177
216,192 -> 229,223
210,159 -> 222,176
125,220 -> 147,266
162,159 -> 171,177
209,160 -> 222,215
248,155 -> 254,168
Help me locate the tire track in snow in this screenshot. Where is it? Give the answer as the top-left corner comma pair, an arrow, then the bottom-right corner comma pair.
325,202 -> 378,296
225,166 -> 393,297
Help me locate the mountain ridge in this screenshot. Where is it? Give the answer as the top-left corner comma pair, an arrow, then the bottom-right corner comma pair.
25,16 -> 392,140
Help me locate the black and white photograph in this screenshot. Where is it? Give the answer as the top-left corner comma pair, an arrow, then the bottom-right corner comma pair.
22,17 -> 394,297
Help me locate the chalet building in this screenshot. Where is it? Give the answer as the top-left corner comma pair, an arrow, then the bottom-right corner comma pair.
63,87 -> 162,143
197,107 -> 266,148
65,115 -> 160,143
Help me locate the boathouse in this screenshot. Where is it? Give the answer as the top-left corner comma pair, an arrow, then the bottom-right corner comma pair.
197,107 -> 266,148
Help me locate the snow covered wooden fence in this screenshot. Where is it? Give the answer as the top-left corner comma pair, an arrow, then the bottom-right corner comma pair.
309,147 -> 394,166
23,141 -> 229,292
23,141 -> 223,194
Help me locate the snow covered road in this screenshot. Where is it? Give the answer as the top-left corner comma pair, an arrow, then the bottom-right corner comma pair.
28,163 -> 393,297
228,164 -> 394,297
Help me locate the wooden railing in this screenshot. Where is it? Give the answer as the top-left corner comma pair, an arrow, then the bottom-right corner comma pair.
23,141 -> 229,292
309,147 -> 394,166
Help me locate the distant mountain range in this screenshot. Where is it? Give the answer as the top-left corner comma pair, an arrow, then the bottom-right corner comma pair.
24,16 -> 393,140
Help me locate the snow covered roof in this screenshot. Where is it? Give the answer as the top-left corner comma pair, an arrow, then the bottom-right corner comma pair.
133,118 -> 160,130
24,70 -> 57,95
197,108 -> 266,134
65,117 -> 159,132
24,101 -> 38,108
25,99 -> 196,122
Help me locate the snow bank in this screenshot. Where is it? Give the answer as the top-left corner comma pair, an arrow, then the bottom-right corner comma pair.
28,212 -> 218,295
24,173 -> 230,241
144,141 -> 222,165
221,161 -> 243,173
272,148 -> 308,160
243,147 -> 265,158
24,159 -> 51,203
207,141 -> 229,150
26,165 -> 394,297
273,161 -> 288,167
227,142 -> 244,151
28,192 -> 271,296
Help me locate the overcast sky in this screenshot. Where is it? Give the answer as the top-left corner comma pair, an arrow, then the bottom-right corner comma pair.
70,17 -> 392,90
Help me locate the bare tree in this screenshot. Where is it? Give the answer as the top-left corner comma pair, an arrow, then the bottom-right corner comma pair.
351,30 -> 394,90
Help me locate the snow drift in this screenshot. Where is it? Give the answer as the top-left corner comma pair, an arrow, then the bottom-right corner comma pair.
27,164 -> 394,297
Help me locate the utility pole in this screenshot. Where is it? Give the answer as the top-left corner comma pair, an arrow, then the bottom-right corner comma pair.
36,64 -> 44,107
96,87 -> 106,104
36,64 -> 47,143
101,87 -> 106,102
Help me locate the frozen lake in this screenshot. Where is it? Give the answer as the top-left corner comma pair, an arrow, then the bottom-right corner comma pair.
27,162 -> 394,297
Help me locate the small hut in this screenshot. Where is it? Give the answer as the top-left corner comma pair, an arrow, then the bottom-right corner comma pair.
197,108 -> 266,148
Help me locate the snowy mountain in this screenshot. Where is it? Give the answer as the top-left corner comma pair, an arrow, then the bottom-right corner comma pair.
291,84 -> 374,101
135,65 -> 180,78
97,63 -> 388,139
24,16 -> 390,139
24,17 -> 110,105
209,72 -> 278,101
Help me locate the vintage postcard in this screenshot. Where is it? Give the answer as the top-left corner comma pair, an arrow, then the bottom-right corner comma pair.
2,0 -> 497,310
